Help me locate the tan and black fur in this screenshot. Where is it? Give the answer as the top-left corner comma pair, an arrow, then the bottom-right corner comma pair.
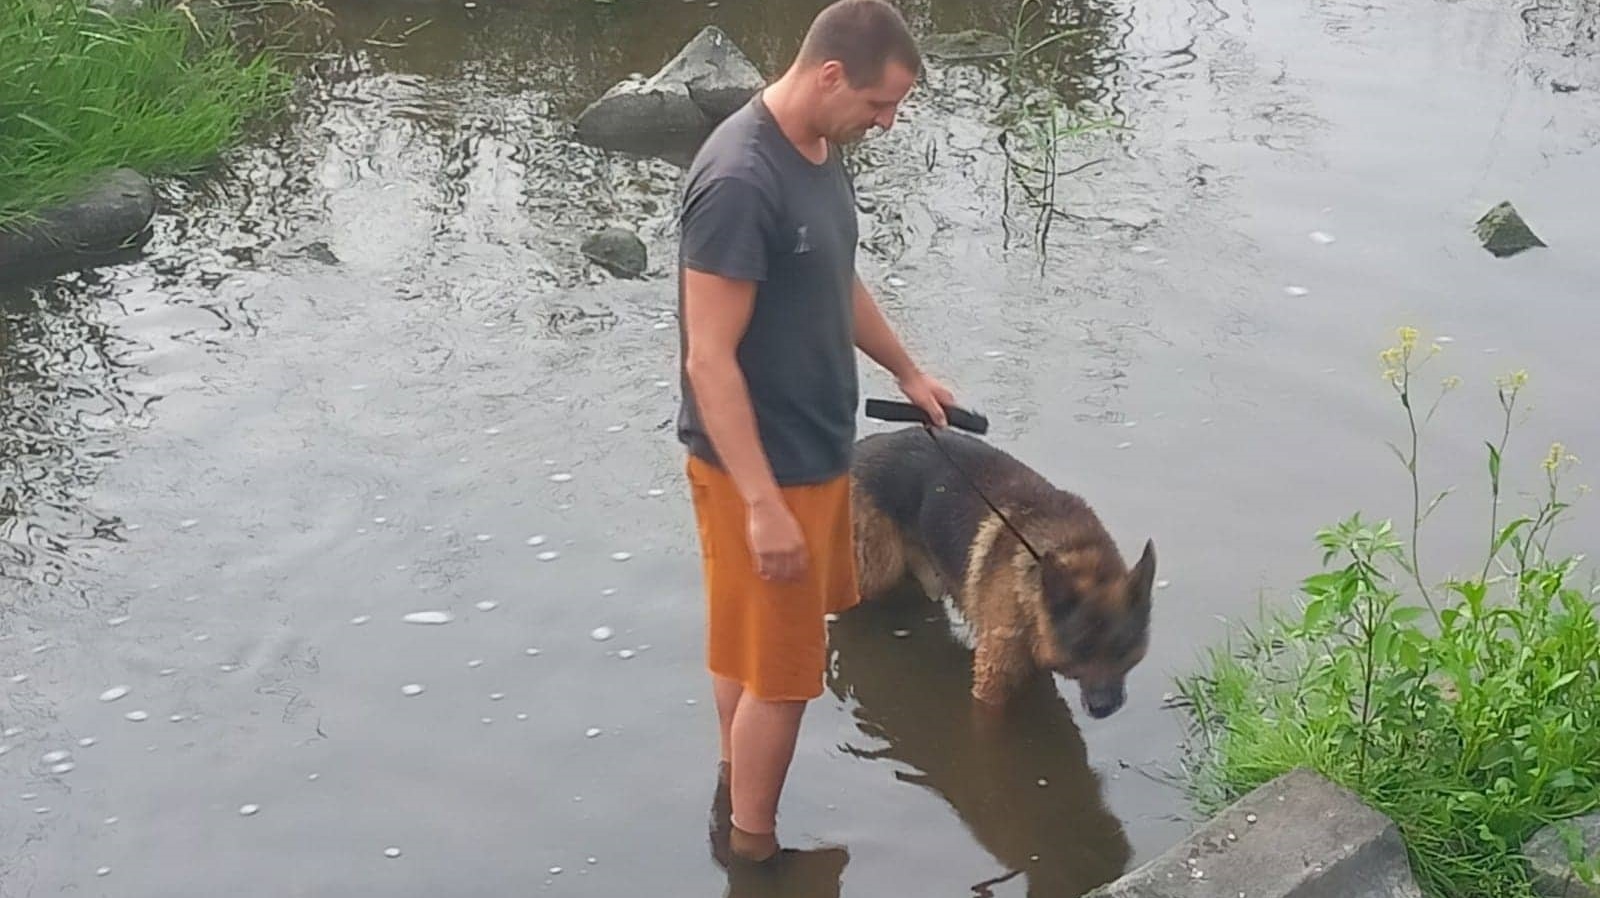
849,426 -> 1157,717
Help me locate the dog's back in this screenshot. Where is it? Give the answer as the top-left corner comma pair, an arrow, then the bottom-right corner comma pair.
851,427 -> 1104,588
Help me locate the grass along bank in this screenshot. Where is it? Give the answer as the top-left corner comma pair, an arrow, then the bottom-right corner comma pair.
0,0 -> 290,229
1174,328 -> 1600,898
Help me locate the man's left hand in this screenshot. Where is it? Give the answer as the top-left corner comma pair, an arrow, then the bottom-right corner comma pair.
897,370 -> 956,428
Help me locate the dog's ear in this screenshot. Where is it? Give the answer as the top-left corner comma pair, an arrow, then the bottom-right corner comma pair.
1128,539 -> 1157,605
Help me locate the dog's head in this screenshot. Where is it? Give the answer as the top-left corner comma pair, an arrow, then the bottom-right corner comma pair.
1035,539 -> 1156,719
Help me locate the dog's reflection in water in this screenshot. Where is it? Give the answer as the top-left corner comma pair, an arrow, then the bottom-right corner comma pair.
824,587 -> 1134,898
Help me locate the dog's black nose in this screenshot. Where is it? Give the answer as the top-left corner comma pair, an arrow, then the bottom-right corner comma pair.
1086,700 -> 1121,719
1082,682 -> 1125,719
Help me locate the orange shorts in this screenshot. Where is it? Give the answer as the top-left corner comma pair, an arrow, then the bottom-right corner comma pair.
686,454 -> 861,701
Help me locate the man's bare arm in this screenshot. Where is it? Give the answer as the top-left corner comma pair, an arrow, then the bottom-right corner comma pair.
851,274 -> 920,381
851,274 -> 955,426
683,268 -> 782,508
682,268 -> 809,581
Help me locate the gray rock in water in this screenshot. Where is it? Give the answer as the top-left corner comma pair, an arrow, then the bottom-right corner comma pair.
923,30 -> 1012,62
574,26 -> 763,154
654,26 -> 766,121
575,77 -> 707,151
1475,200 -> 1547,258
0,168 -> 155,284
1524,813 -> 1600,898
582,227 -> 647,279
294,241 -> 340,266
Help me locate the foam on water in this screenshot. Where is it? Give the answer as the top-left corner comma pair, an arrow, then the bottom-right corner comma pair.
402,611 -> 453,625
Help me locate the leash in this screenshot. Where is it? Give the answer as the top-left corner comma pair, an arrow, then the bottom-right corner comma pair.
864,399 -> 1046,564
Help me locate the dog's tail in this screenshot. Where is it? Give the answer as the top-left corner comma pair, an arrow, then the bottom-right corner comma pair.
852,487 -> 909,601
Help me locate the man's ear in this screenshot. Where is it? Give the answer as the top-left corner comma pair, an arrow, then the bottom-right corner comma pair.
816,59 -> 847,91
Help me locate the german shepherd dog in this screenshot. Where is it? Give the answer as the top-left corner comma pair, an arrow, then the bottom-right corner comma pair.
849,426 -> 1157,718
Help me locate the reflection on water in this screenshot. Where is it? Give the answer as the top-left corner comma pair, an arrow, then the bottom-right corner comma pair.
722,847 -> 851,898
828,588 -> 1133,897
0,274 -> 144,592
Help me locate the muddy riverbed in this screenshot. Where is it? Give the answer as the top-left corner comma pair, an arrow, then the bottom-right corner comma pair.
3,0 -> 1598,895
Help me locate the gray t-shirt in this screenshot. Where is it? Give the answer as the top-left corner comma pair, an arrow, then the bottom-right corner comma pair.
675,94 -> 860,486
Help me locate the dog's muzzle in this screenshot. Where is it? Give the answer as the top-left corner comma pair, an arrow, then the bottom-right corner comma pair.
1080,681 -> 1126,719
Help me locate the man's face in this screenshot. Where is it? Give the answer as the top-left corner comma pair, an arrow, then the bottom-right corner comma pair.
816,60 -> 917,144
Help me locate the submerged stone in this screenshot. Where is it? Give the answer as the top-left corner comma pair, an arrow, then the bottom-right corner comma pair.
581,227 -> 647,279
922,30 -> 1012,61
1475,201 -> 1547,257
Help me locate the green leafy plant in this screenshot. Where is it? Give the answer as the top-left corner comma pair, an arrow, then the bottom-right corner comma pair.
1175,327 -> 1600,898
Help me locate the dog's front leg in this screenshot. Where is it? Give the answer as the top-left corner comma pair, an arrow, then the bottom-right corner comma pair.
971,629 -> 1029,707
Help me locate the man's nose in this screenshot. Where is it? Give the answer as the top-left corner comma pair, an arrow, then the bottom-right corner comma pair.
874,108 -> 897,131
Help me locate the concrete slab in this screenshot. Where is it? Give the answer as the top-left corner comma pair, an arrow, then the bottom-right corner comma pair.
1085,768 -> 1423,898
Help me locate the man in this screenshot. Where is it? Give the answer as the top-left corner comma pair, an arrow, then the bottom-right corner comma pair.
676,0 -> 955,865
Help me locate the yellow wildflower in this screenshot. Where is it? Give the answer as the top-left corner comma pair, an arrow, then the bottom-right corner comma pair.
1398,326 -> 1418,352
1495,369 -> 1530,391
1545,443 -> 1567,472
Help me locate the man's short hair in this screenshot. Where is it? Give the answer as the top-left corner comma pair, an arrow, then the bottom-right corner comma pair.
796,0 -> 921,88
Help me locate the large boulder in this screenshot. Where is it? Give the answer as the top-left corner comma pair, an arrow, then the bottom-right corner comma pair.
574,77 -> 707,150
575,26 -> 764,154
654,25 -> 766,120
1475,200 -> 1547,257
0,167 -> 155,284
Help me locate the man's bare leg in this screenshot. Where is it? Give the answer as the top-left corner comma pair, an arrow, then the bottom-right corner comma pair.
727,693 -> 807,862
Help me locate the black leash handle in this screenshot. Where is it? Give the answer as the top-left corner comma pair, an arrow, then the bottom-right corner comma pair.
864,398 -> 990,435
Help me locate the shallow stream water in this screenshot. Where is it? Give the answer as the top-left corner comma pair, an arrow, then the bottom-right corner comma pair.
3,0 -> 1598,894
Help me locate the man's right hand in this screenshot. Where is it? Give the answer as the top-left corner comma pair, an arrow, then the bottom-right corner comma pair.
746,496 -> 809,582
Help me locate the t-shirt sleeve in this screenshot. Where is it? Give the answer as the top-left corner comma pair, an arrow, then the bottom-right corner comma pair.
680,175 -> 773,283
